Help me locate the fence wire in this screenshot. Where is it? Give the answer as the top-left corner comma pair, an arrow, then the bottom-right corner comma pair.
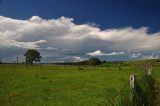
106,82 -> 129,106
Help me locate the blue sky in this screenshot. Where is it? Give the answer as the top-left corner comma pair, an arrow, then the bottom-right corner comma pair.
1,0 -> 160,32
0,0 -> 160,62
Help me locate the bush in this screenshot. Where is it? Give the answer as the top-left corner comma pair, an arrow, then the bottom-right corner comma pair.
156,59 -> 160,62
78,61 -> 89,65
89,57 -> 101,65
102,60 -> 106,63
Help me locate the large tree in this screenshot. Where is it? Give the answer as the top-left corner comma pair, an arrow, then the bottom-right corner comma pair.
24,49 -> 41,65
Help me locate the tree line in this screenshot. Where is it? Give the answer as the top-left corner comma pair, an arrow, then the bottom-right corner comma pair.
24,49 -> 103,65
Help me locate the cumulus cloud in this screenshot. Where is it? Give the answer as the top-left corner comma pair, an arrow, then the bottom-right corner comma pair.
87,50 -> 107,56
0,16 -> 160,62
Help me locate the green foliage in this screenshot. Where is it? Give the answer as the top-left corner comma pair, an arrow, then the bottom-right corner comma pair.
24,49 -> 41,65
102,60 -> 106,63
77,60 -> 89,65
156,59 -> 160,62
89,57 -> 101,65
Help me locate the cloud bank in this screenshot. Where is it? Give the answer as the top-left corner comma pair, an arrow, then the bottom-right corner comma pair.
0,16 -> 160,62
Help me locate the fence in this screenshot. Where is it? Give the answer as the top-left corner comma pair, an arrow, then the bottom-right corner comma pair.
106,64 -> 159,106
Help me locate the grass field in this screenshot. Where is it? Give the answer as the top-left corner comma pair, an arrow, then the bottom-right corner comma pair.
0,60 -> 160,106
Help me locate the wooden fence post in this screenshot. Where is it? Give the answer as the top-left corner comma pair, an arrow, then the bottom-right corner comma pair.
147,64 -> 152,75
130,75 -> 135,89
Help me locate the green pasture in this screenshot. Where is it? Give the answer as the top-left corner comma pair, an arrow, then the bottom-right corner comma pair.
0,60 -> 160,106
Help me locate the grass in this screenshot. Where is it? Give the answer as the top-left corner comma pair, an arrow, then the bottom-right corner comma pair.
0,60 -> 160,106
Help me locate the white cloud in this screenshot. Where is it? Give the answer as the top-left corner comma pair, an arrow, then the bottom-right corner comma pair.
129,53 -> 142,58
46,47 -> 58,51
106,52 -> 124,56
87,50 -> 107,56
143,54 -> 159,59
72,56 -> 88,62
87,50 -> 124,56
61,56 -> 88,62
1,16 -> 160,62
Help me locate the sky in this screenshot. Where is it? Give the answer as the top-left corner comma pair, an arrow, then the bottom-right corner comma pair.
0,0 -> 160,63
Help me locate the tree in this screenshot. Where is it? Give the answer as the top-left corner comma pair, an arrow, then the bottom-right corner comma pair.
78,60 -> 89,65
24,49 -> 41,65
89,57 -> 101,65
102,60 -> 106,63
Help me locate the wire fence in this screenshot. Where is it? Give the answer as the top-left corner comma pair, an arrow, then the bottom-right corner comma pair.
106,83 -> 129,106
105,64 -> 159,106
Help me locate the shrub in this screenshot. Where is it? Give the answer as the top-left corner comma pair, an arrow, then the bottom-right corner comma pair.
89,57 -> 101,65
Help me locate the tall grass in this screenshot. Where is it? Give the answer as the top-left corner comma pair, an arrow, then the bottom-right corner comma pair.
109,74 -> 158,106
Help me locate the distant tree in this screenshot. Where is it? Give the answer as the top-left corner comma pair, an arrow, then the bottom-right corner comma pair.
102,60 -> 106,63
89,57 -> 101,65
78,60 -> 89,65
0,60 -> 2,64
24,49 -> 41,65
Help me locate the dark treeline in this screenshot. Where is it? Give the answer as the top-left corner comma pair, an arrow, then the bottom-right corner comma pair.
54,60 -> 90,65
55,57 -> 102,65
